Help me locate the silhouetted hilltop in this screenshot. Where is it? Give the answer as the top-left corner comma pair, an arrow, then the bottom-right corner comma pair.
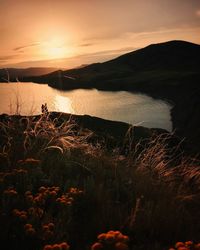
108,40 -> 200,70
20,40 -> 200,91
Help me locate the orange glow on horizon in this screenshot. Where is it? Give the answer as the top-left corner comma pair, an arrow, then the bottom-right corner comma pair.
40,38 -> 72,60
1,0 -> 200,68
45,46 -> 67,59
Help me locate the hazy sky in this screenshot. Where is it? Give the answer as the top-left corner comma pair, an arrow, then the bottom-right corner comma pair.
1,0 -> 200,68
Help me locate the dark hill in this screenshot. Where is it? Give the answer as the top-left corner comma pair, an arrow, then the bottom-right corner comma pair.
108,40 -> 200,71
21,40 -> 200,92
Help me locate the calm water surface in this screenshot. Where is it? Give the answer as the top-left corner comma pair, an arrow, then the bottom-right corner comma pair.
0,82 -> 172,131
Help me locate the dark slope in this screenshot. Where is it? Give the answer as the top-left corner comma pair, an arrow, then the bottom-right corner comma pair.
21,40 -> 200,91
108,40 -> 200,71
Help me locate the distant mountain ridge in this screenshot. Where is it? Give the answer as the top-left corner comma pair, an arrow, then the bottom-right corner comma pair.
0,67 -> 59,81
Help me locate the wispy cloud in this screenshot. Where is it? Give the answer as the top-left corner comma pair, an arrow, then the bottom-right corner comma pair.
3,46 -> 139,68
76,46 -> 138,58
0,55 -> 19,61
79,43 -> 94,47
13,42 -> 40,51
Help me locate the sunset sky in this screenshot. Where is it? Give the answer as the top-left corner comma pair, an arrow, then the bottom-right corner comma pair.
1,0 -> 200,69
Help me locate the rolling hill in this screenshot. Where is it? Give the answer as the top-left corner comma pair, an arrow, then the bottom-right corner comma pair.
20,40 -> 200,92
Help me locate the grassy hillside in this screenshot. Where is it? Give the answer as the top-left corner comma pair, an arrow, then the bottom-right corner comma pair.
0,112 -> 200,250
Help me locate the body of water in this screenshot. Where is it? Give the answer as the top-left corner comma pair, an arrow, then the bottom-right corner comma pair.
0,82 -> 172,131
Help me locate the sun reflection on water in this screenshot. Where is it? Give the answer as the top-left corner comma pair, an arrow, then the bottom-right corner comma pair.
54,95 -> 74,113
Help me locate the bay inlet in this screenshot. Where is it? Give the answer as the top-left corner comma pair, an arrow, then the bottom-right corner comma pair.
0,82 -> 172,131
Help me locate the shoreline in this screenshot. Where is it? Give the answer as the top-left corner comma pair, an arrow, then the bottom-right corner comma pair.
0,111 -> 187,159
0,78 -> 200,154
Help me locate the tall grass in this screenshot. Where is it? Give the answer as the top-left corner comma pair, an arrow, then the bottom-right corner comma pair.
0,112 -> 199,250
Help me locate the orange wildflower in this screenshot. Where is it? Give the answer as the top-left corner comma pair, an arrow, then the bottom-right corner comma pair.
185,241 -> 193,247
115,242 -> 129,250
105,233 -> 115,244
91,242 -> 103,250
43,230 -> 54,240
97,233 -> 107,241
12,209 -> 20,216
175,242 -> 185,248
19,214 -> 27,221
60,242 -> 70,250
116,234 -> 125,242
195,243 -> 200,250
43,245 -> 53,250
50,191 -> 57,197
108,230 -> 115,234
48,223 -> 55,231
42,225 -> 49,231
25,191 -> 32,196
39,186 -> 46,193
121,236 -> 129,243
24,224 -> 32,230
52,244 -> 61,250
26,227 -> 36,236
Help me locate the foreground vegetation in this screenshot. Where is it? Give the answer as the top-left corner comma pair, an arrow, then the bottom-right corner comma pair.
0,112 -> 199,250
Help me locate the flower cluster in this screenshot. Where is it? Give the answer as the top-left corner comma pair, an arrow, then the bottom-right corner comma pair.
43,242 -> 70,250
24,223 -> 36,236
169,241 -> 200,250
91,230 -> 129,250
25,186 -> 59,206
42,223 -> 55,240
0,150 -> 83,250
4,188 -> 18,196
56,194 -> 73,206
12,209 -> 28,221
39,186 -> 60,195
56,187 -> 83,206
68,187 -> 83,196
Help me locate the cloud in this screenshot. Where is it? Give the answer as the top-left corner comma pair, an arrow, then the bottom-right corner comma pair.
79,43 -> 94,47
13,42 -> 40,51
0,55 -> 19,61
76,46 -> 138,58
2,46 -> 139,68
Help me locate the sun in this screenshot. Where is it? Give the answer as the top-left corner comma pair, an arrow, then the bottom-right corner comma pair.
43,38 -> 68,59
47,46 -> 66,59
